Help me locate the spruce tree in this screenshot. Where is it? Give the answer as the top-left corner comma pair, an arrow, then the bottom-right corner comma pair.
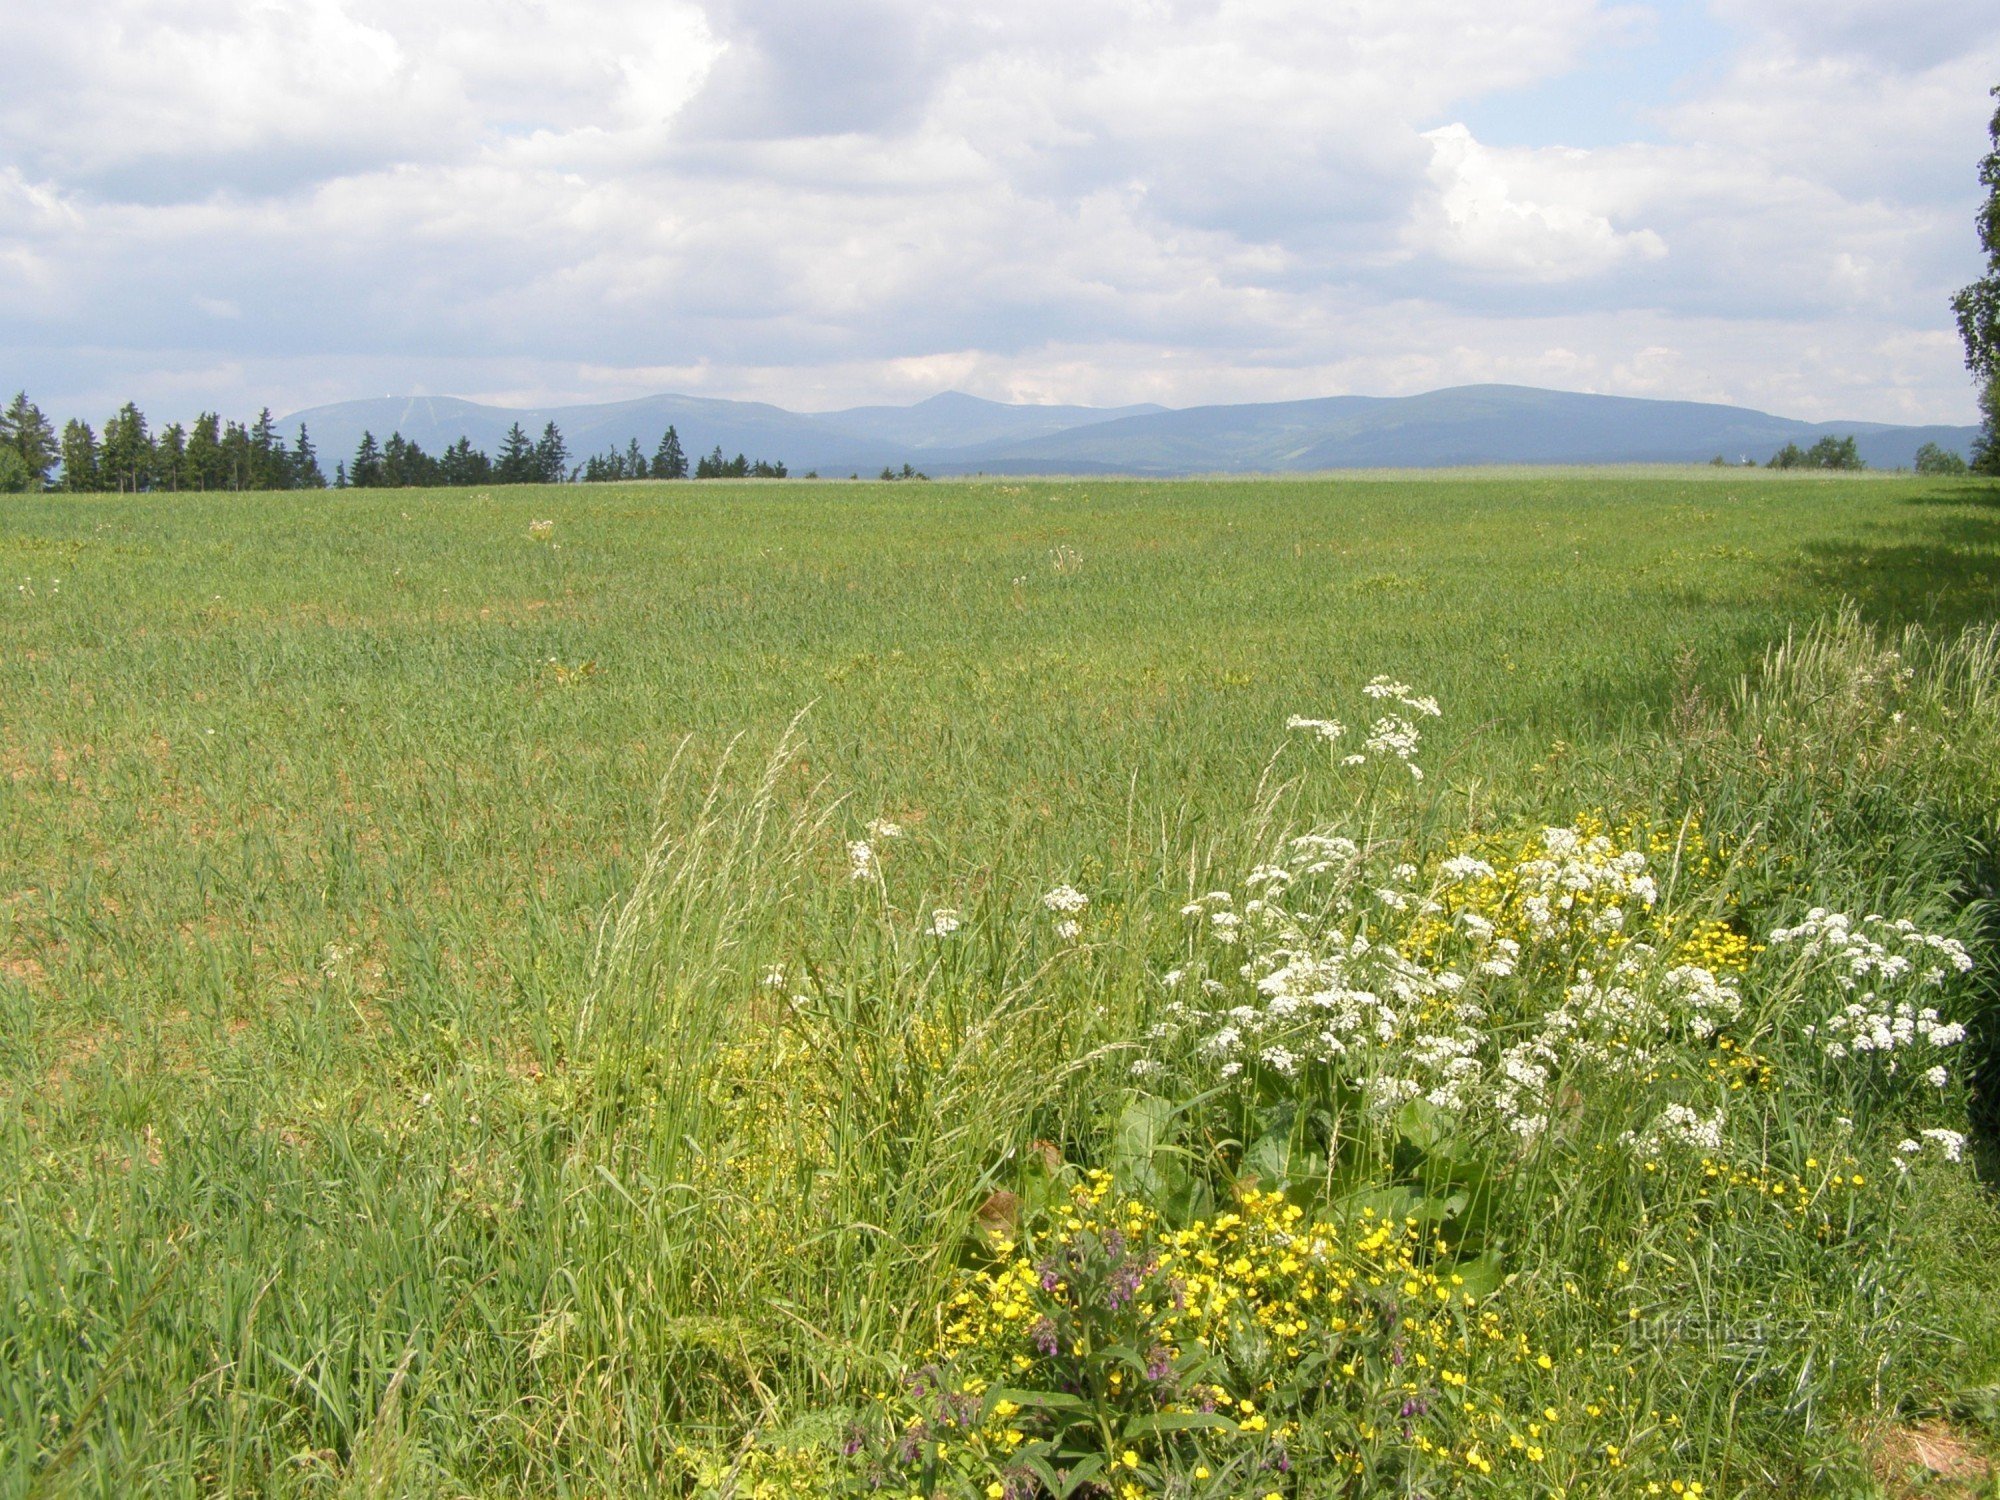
653,426 -> 687,479
495,423 -> 536,483
534,422 -> 568,484
155,423 -> 188,491
351,431 -> 384,488
220,421 -> 252,489
100,402 -> 153,493
187,413 -> 224,490
2,393 -> 58,488
59,420 -> 101,492
248,408 -> 284,490
624,438 -> 647,478
294,424 -> 326,488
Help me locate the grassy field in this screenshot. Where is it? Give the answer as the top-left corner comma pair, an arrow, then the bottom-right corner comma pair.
4,468 -> 2000,1497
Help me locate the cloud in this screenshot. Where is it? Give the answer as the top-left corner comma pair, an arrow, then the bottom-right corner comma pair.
1414,125 -> 1668,280
0,0 -> 1993,428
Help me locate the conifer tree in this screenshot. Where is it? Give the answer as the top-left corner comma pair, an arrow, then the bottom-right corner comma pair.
220,420 -> 252,489
187,413 -> 224,490
534,421 -> 568,484
294,424 -> 326,488
156,423 -> 188,491
2,393 -> 58,488
248,408 -> 288,490
59,420 -> 101,492
653,425 -> 687,479
624,438 -> 648,478
100,402 -> 153,493
351,431 -> 384,488
495,423 -> 536,483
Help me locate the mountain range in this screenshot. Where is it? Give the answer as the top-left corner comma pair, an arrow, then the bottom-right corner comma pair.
280,385 -> 1983,477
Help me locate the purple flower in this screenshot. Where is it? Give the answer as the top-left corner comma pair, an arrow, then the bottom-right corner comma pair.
1031,1317 -> 1059,1357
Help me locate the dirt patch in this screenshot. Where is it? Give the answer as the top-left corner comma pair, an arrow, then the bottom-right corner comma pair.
1867,1419 -> 1994,1497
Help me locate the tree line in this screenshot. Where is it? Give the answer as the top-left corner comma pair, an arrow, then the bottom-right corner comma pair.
0,392 -> 797,493
0,394 -> 325,493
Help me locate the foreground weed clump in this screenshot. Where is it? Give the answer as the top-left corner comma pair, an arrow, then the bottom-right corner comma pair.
833,1173 -> 1692,1498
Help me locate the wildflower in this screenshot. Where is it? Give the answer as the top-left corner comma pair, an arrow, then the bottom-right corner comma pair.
1042,885 -> 1090,914
1922,1128 -> 1966,1162
1286,715 -> 1346,742
847,840 -> 876,880
926,908 -> 963,938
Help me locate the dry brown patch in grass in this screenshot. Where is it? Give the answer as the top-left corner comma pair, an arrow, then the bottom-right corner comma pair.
0,951 -> 46,986
1866,1419 -> 1995,1497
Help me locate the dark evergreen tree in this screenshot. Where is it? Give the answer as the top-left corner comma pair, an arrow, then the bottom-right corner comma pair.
248,408 -> 290,490
293,424 -> 326,489
335,459 -> 349,489
351,431 -> 384,488
59,419 -> 101,492
495,423 -> 537,483
624,438 -> 647,478
187,413 -> 224,490
155,423 -> 187,491
220,420 -> 252,490
695,445 -> 725,479
2,393 -> 58,488
439,437 -> 492,486
653,425 -> 687,479
534,422 -> 568,484
100,402 -> 154,493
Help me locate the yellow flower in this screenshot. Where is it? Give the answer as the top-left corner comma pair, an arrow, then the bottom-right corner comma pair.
1121,1450 -> 1140,1469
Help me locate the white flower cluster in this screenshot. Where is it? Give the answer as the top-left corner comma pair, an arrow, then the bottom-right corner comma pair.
1289,677 -> 1441,779
1489,954 -> 1743,1141
1769,908 -> 1972,990
1495,826 -> 1660,939
1285,715 -> 1345,743
926,908 -> 962,938
847,840 -> 876,881
1624,1103 -> 1727,1154
1149,793 -> 1746,1148
1895,1128 -> 1967,1167
1777,910 -> 1972,1081
1043,884 -> 1089,941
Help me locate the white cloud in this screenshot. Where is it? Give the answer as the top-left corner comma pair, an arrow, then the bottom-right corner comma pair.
1415,125 -> 1668,279
0,0 -> 1992,427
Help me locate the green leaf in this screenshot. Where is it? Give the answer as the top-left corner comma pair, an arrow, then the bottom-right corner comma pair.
1110,1092 -> 1182,1200
985,1385 -> 1090,1414
1449,1249 -> 1506,1300
1055,1453 -> 1107,1496
1124,1410 -> 1238,1438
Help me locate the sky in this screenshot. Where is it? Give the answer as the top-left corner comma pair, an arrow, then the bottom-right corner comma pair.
2,0 -> 1998,427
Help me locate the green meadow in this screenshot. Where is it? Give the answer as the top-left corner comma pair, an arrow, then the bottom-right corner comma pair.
5,469 -> 2000,1497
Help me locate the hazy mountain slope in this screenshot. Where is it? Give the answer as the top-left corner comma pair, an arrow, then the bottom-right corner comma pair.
813,390 -> 1166,450
283,384 -> 1983,477
942,386 -> 1982,472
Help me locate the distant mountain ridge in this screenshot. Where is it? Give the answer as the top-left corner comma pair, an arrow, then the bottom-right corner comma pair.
281,384 -> 1983,476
